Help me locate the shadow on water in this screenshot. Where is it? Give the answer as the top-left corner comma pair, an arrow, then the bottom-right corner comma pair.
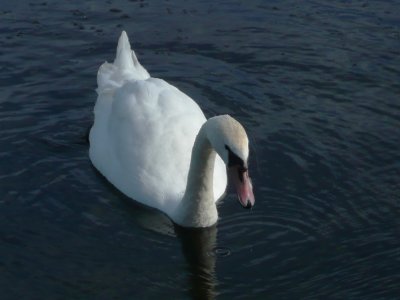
93,165 -> 176,235
175,224 -> 218,300
117,188 -> 220,300
93,165 -> 219,300
116,185 -> 219,300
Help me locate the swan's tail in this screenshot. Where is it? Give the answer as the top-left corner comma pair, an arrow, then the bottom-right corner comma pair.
97,31 -> 150,92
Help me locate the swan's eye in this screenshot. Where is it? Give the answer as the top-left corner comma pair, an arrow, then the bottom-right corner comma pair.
225,145 -> 245,168
237,166 -> 248,182
238,166 -> 247,173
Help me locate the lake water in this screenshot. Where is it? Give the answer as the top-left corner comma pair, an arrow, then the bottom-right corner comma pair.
1,1 -> 399,299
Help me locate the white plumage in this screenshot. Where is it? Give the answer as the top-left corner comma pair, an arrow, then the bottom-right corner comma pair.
89,31 -> 228,221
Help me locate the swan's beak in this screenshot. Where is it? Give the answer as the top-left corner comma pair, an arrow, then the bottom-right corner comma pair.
228,166 -> 255,209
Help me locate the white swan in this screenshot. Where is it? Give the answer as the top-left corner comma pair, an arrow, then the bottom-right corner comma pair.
89,31 -> 255,227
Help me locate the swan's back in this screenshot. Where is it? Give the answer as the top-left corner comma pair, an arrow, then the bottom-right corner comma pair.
89,32 -> 227,216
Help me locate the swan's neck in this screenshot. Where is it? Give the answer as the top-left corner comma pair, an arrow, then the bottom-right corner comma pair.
174,125 -> 218,227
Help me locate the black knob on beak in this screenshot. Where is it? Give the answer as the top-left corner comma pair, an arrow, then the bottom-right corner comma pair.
244,200 -> 253,209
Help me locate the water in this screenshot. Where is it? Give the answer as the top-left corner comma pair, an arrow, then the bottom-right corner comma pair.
1,0 -> 399,299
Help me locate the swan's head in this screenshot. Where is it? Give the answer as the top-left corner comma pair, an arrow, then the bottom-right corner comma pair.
205,115 -> 255,209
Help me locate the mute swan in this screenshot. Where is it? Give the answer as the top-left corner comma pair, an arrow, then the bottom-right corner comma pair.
89,31 -> 255,227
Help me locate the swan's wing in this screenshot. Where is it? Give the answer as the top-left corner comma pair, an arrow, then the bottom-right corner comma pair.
89,31 -> 227,215
91,77 -> 208,214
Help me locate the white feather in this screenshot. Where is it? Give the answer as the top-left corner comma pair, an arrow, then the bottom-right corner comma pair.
89,31 -> 227,221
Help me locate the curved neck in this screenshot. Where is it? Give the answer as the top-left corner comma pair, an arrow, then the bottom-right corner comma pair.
173,124 -> 218,227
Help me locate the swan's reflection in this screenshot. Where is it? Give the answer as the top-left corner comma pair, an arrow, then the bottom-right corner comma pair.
175,224 -> 218,300
120,199 -> 219,299
98,177 -> 218,299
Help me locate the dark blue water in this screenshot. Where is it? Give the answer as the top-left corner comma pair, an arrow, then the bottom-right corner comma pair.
1,1 -> 399,299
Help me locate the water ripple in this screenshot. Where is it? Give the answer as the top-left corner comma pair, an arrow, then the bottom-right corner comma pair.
1,0 -> 399,299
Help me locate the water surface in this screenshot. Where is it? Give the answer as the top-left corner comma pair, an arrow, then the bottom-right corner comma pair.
1,1 -> 399,299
